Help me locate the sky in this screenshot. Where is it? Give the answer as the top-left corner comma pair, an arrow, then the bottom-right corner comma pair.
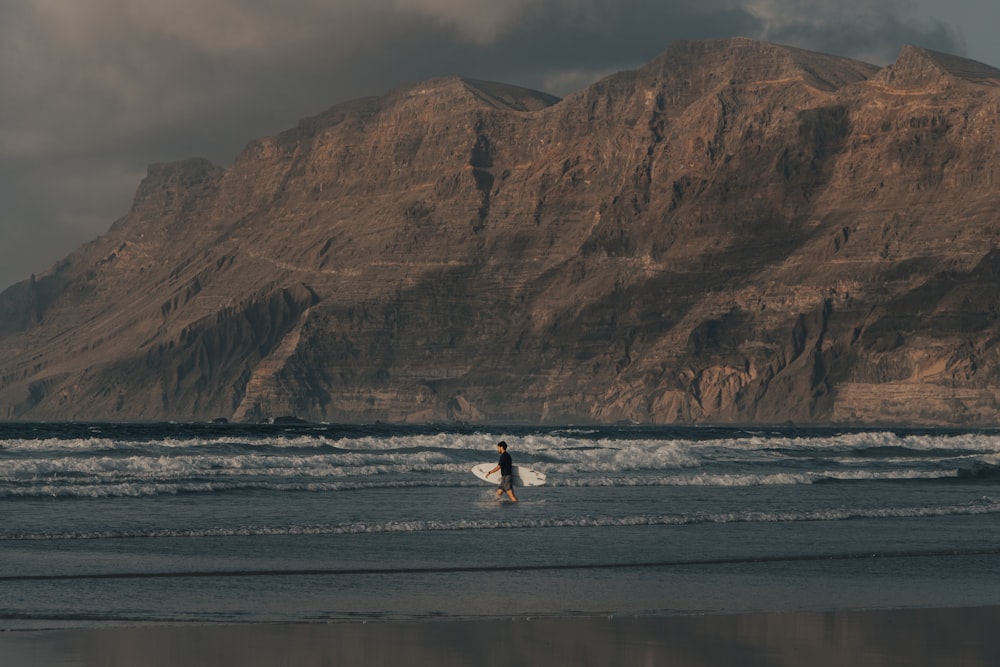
0,0 -> 997,290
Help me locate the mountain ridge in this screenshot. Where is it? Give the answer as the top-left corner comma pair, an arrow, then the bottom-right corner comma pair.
875,44 -> 1000,89
2,38 -> 999,424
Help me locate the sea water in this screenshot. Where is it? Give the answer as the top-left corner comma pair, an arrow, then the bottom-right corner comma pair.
1,422 -> 999,629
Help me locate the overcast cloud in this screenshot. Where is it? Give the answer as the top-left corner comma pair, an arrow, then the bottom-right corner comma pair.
0,0 -> 987,289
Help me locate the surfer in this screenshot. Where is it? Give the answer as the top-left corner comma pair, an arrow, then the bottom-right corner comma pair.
486,441 -> 519,502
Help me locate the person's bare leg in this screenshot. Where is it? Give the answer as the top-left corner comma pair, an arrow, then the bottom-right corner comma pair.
506,489 -> 518,502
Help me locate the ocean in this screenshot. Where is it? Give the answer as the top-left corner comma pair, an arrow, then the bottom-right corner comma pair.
2,422 -> 1000,630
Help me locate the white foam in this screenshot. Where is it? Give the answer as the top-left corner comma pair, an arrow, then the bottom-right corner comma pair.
5,498 -> 999,541
3,429 -> 999,499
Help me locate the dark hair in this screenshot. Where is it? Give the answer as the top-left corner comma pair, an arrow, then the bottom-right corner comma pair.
496,441 -> 508,449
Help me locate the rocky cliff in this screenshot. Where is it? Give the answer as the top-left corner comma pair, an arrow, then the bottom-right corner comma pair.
2,38 -> 1000,425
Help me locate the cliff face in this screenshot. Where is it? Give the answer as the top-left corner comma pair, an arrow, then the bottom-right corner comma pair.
2,38 -> 1000,424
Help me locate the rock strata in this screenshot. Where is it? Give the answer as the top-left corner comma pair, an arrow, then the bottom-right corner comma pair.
2,38 -> 1000,425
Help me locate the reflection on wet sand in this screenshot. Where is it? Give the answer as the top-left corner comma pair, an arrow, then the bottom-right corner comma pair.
3,606 -> 999,667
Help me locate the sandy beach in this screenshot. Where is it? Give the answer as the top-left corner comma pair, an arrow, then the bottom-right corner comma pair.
2,606 -> 999,666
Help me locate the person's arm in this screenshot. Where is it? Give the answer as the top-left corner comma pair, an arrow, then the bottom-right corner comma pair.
486,464 -> 500,476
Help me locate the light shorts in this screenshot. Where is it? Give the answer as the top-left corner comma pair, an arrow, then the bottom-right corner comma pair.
498,475 -> 514,491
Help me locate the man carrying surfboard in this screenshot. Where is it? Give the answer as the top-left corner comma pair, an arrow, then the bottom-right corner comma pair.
486,441 -> 519,502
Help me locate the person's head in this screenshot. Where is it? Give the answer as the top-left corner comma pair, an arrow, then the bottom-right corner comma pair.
496,441 -> 507,452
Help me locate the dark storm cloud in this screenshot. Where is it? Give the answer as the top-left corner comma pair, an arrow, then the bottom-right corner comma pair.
739,0 -> 963,65
0,0 -> 969,289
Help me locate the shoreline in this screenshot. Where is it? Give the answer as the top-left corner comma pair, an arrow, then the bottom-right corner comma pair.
3,605 -> 999,666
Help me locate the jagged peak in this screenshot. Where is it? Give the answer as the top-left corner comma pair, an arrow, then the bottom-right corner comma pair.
643,37 -> 877,93
274,77 -> 558,147
386,76 -> 559,112
133,157 -> 221,205
457,78 -> 561,111
873,45 -> 1000,89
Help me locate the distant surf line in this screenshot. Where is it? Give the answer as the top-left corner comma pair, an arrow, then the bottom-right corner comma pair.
3,547 -> 999,583
3,499 -> 999,541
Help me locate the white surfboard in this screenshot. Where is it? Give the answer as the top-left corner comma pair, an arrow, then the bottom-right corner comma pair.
471,462 -> 546,487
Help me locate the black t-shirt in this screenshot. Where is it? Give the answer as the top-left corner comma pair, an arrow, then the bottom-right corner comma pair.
498,451 -> 513,476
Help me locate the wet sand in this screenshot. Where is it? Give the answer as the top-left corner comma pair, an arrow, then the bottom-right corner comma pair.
2,606 -> 999,666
